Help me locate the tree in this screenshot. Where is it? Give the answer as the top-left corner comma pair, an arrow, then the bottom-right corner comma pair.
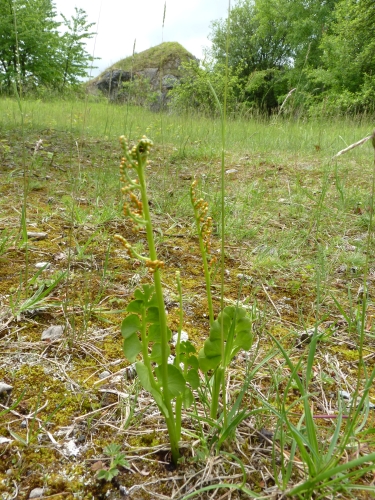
302,0 -> 375,114
208,0 -> 338,113
0,0 -> 61,92
209,0 -> 291,79
0,0 -> 95,94
59,8 -> 96,90
320,0 -> 375,91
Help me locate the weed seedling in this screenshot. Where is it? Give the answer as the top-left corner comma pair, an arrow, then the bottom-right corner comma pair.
96,444 -> 129,481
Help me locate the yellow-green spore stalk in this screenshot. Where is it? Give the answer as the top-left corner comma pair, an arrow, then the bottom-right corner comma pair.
190,179 -> 215,325
115,136 -> 164,274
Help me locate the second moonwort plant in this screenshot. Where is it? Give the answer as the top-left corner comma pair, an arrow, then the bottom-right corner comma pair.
115,135 -> 253,464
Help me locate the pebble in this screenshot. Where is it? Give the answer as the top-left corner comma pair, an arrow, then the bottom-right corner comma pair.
237,273 -> 252,282
0,382 -> 13,395
27,232 -> 48,240
172,330 -> 189,345
29,488 -> 45,498
41,325 -> 64,341
119,485 -> 130,496
99,371 -> 111,379
225,168 -> 238,175
0,437 -> 12,445
35,262 -> 51,270
124,363 -> 137,380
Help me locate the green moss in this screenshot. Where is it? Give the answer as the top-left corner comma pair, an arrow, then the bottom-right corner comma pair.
100,42 -> 195,77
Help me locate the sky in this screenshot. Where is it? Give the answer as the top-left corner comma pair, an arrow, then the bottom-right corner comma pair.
53,0 -> 230,79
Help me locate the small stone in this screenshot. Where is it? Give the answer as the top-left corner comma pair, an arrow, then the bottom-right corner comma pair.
27,232 -> 48,240
41,325 -> 64,341
99,371 -> 111,380
0,437 -> 12,444
339,390 -> 351,400
357,284 -> 369,302
119,485 -> 130,496
180,173 -> 192,180
35,262 -> 51,270
0,382 -> 13,395
237,273 -> 252,282
29,488 -> 45,499
53,252 -> 66,261
299,327 -> 322,343
336,264 -> 347,273
172,330 -> 189,345
225,168 -> 238,175
258,428 -> 274,442
124,363 -> 137,380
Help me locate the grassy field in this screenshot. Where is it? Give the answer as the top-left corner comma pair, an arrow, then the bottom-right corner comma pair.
0,97 -> 375,499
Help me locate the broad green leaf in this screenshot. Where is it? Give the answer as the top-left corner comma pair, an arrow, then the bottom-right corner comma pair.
198,348 -> 221,372
150,343 -> 170,364
180,340 -> 196,354
203,306 -> 253,369
121,314 -> 141,339
232,328 -> 252,354
122,333 -> 142,362
186,368 -> 200,389
148,323 -> 161,342
203,337 -> 221,358
135,362 -> 169,417
104,443 -> 121,455
209,320 -> 221,340
180,353 -> 199,370
135,362 -> 153,392
134,284 -> 153,301
145,307 -> 159,323
126,300 -> 143,313
182,387 -> 194,409
155,364 -> 186,397
147,294 -> 159,308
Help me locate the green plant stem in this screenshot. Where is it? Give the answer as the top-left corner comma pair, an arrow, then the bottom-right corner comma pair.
175,271 -> 184,440
192,212 -> 214,326
140,306 -> 158,390
175,272 -> 183,365
136,148 -> 180,464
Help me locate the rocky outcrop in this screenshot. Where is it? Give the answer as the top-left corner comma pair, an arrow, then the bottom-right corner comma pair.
95,69 -> 132,96
87,42 -> 197,109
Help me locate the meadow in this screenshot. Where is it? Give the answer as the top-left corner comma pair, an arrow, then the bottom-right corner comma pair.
0,96 -> 375,499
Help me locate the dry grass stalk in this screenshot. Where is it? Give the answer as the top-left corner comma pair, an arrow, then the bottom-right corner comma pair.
332,130 -> 375,158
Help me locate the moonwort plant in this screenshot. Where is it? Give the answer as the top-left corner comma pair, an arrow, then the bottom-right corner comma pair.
190,181 -> 253,422
115,136 -> 200,465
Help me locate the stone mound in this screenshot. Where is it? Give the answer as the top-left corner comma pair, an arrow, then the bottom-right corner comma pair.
87,41 -> 198,108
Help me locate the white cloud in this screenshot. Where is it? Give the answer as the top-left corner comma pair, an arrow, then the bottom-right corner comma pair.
53,0 -> 229,77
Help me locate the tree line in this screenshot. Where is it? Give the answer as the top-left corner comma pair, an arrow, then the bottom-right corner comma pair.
0,0 -> 95,95
170,0 -> 375,117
